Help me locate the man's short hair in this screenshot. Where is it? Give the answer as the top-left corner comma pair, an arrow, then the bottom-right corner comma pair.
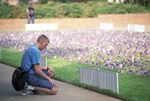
37,35 -> 49,43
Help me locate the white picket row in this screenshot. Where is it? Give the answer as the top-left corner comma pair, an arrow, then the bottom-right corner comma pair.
80,68 -> 119,93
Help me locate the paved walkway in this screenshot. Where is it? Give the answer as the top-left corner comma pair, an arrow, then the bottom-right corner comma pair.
0,63 -> 121,101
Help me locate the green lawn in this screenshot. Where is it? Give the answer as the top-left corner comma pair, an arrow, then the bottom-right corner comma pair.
0,48 -> 150,101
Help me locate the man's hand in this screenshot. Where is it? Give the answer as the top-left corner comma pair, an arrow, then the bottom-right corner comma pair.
48,66 -> 55,72
47,66 -> 55,78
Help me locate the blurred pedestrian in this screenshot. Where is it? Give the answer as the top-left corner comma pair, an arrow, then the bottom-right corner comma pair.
26,6 -> 35,24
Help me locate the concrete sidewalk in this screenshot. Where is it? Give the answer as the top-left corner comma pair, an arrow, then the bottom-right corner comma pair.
0,63 -> 121,101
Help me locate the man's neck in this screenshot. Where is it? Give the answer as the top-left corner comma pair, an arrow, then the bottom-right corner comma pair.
35,43 -> 40,50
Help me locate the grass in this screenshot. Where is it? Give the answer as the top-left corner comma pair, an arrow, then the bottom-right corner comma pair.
119,73 -> 150,101
0,48 -> 22,67
0,48 -> 150,101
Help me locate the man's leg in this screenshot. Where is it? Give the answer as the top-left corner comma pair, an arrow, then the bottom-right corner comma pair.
27,16 -> 31,24
35,86 -> 58,95
31,16 -> 35,24
28,74 -> 58,95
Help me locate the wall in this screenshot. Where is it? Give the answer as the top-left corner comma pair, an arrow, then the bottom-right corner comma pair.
98,13 -> 150,32
0,13 -> 150,32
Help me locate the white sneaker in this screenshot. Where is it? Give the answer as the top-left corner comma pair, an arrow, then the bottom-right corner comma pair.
21,83 -> 35,96
21,90 -> 32,96
27,85 -> 35,90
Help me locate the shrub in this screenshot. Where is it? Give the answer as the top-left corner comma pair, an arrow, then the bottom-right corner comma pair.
0,3 -> 14,18
64,3 -> 84,17
124,4 -> 148,13
35,4 -> 56,18
0,1 -> 150,19
19,0 -> 28,4
82,2 -> 97,17
39,0 -> 48,4
12,4 -> 27,18
55,4 -> 66,17
52,0 -> 104,3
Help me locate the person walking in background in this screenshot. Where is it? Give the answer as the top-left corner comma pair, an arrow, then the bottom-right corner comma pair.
26,6 -> 35,24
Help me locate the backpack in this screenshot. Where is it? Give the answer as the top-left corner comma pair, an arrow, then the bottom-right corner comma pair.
11,67 -> 28,91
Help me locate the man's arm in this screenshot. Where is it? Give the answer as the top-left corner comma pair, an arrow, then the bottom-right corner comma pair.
26,9 -> 30,16
34,64 -> 54,84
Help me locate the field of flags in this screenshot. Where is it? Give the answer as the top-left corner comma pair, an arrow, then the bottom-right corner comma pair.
0,29 -> 149,76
